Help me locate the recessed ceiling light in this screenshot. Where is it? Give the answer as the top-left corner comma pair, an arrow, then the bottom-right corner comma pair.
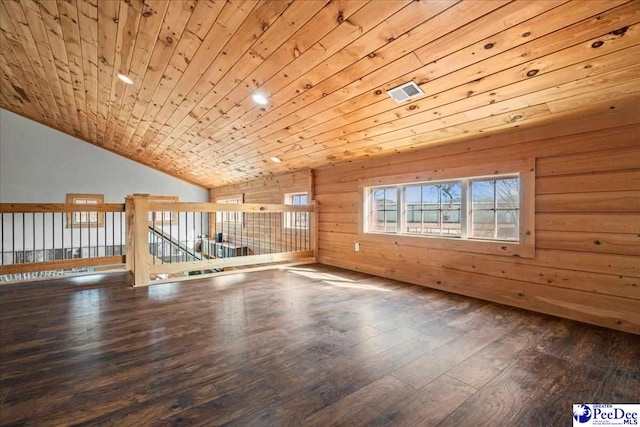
270,156 -> 282,163
252,92 -> 269,105
117,73 -> 134,85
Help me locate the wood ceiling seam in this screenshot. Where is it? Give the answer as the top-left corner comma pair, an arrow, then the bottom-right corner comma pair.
212,0 -> 632,174
76,0 -> 99,143
38,0 -> 84,135
120,0 -> 228,152
222,3 -> 640,174
0,73 -> 30,118
148,0 -> 418,166
169,0 -> 369,157
115,0 -> 198,154
0,40 -> 45,123
6,0 -> 62,125
142,0 -> 302,159
164,0 -> 458,165
57,0 -> 90,139
14,0 -> 67,128
244,0 -> 591,152
317,89 -> 640,169
157,0 -> 332,157
184,0 -> 505,164
102,0 -> 146,149
132,0 -> 261,152
137,0 -> 280,153
215,1 -> 636,171
0,2 -> 54,125
218,83 -> 636,180
364,94 -> 640,167
180,0 -> 371,156
223,96 -> 638,183
109,0 -> 172,151
271,41 -> 640,167
95,0 -> 120,146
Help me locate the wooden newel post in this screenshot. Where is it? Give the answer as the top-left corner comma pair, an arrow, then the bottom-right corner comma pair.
125,194 -> 150,287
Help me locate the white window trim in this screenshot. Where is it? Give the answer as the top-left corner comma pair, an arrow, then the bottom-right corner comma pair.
284,192 -> 309,230
358,159 -> 535,258
365,175 -> 519,240
215,195 -> 244,226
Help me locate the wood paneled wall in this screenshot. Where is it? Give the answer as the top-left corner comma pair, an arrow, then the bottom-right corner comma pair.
209,170 -> 313,254
209,169 -> 313,204
313,108 -> 640,334
207,108 -> 639,334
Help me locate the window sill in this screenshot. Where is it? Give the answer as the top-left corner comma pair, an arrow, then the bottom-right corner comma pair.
361,231 -> 534,258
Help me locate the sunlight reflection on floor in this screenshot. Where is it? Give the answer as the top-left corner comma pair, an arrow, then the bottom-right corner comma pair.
286,267 -> 393,292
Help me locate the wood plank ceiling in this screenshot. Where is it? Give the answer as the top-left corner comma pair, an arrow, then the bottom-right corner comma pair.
1,0 -> 639,188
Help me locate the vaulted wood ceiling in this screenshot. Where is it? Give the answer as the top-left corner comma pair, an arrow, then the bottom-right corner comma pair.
1,0 -> 639,188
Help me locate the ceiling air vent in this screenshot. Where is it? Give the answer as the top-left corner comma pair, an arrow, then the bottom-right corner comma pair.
386,81 -> 424,103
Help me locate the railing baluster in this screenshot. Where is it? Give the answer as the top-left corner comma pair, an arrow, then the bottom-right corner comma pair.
279,212 -> 283,254
51,212 -> 54,261
25,212 -> 28,264
192,211 -> 196,262
88,209 -> 91,259
12,213 -> 15,264
111,212 -> 114,256
79,208 -> 82,259
239,210 -> 243,254
96,209 -> 99,257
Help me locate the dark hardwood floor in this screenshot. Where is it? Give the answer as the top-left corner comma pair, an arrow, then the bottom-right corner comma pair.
1,264 -> 638,426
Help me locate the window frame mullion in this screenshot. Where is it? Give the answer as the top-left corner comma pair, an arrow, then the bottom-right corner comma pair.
461,178 -> 469,240
397,185 -> 403,234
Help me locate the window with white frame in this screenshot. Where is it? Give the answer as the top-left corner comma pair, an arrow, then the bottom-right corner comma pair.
215,196 -> 243,225
404,182 -> 462,237
365,175 -> 520,242
370,187 -> 397,233
470,177 -> 520,241
284,192 -> 309,229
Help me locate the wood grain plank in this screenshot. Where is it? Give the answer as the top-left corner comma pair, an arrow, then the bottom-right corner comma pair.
110,0 -> 173,147
57,0 -> 90,138
95,0 -> 120,145
122,0 -> 251,152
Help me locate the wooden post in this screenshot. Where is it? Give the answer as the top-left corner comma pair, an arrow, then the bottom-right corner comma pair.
124,196 -> 135,273
127,194 -> 150,287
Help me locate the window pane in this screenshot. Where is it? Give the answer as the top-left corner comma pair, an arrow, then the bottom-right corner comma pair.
497,209 -> 519,240
496,178 -> 519,240
472,208 -> 495,239
472,180 -> 495,205
291,194 -> 308,205
371,187 -> 397,233
496,178 -> 519,210
405,186 -> 421,204
440,183 -> 461,209
422,185 -> 439,207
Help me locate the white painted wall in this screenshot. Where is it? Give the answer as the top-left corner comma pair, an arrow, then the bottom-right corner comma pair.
0,109 -> 209,257
0,109 -> 208,203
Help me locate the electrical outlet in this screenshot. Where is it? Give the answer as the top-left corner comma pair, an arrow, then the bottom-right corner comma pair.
354,242 -> 360,252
